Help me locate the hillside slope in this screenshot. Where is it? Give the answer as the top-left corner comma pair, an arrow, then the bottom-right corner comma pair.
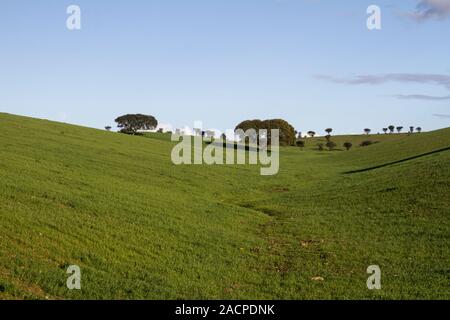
0,113 -> 449,299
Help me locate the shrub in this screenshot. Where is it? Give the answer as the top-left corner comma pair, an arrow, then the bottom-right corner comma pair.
343,142 -> 353,150
296,140 -> 305,148
317,143 -> 324,151
326,141 -> 337,151
360,140 -> 374,147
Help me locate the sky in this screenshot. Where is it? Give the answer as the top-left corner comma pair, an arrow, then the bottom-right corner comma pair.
1,0 -> 449,135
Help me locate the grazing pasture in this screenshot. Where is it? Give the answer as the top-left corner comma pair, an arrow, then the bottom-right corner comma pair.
0,113 -> 449,299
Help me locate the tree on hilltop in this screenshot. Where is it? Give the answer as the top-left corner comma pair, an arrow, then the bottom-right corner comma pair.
235,119 -> 296,146
115,114 -> 158,135
388,125 -> 395,134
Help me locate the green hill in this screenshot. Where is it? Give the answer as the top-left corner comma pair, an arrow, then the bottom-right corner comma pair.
0,113 -> 449,299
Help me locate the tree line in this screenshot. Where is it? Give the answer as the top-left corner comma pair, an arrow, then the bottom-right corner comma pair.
106,114 -> 423,152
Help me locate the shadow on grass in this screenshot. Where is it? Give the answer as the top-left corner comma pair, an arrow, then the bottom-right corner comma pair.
344,146 -> 450,174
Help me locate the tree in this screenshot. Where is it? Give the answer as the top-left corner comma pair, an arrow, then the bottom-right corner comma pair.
307,131 -> 316,138
297,132 -> 302,140
416,127 -> 422,133
343,142 -> 353,151
325,128 -> 333,135
221,133 -> 227,141
409,126 -> 414,133
235,119 -> 296,146
157,128 -> 164,133
383,128 -> 388,134
105,126 -> 112,131
388,125 -> 395,134
234,120 -> 262,144
396,126 -> 403,133
326,141 -> 336,151
115,114 -> 158,135
296,140 -> 305,148
364,128 -> 371,135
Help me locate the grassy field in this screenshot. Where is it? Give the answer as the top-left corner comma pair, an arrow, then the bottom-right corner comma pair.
0,112 -> 449,300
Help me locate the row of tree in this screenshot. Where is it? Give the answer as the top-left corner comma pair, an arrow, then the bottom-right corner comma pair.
107,115 -> 423,149
302,126 -> 422,138
380,126 -> 422,134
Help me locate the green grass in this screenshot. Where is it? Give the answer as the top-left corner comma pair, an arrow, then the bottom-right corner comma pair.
0,112 -> 449,300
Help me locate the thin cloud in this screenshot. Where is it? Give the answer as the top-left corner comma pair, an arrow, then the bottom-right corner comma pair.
433,113 -> 450,118
392,94 -> 450,100
315,73 -> 450,90
408,0 -> 450,22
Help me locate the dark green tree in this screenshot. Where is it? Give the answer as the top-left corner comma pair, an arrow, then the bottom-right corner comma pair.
115,114 -> 158,135
234,119 -> 263,144
388,125 -> 395,134
235,119 -> 296,146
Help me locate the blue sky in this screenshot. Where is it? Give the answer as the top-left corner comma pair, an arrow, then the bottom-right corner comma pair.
1,0 -> 449,135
